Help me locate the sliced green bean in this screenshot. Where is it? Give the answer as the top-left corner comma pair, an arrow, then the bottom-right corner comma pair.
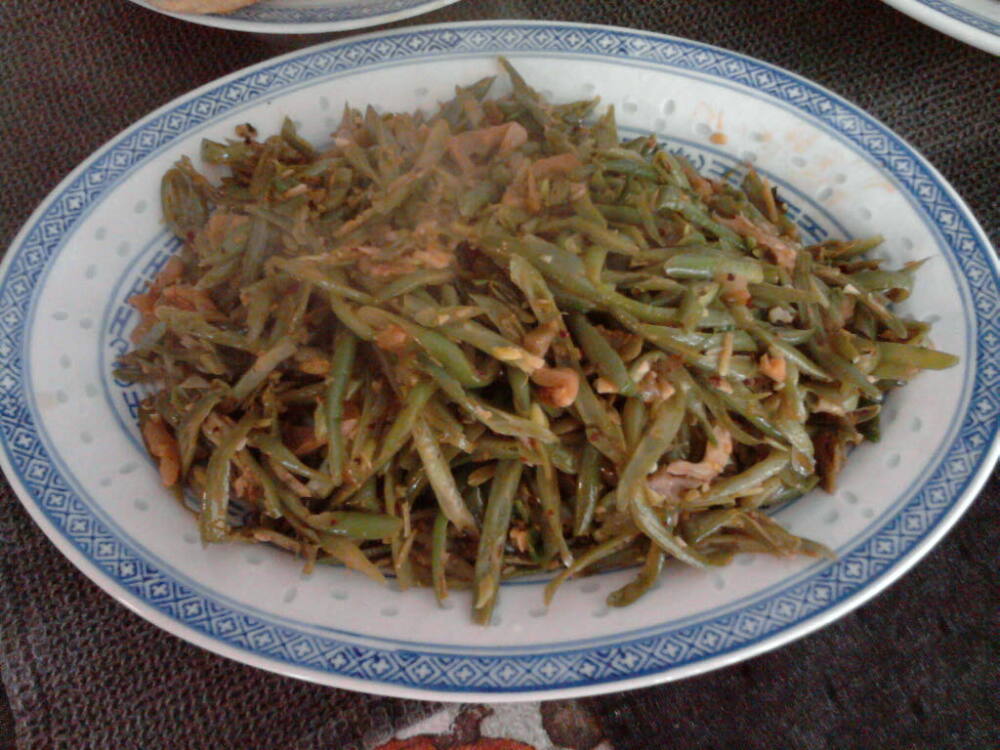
685,451 -> 792,509
412,417 -> 478,533
544,533 -> 639,606
607,544 -> 665,607
201,410 -> 258,543
230,339 -> 298,402
432,511 -> 450,604
325,329 -> 357,485
473,460 -> 522,624
567,313 -> 638,396
617,393 -> 686,513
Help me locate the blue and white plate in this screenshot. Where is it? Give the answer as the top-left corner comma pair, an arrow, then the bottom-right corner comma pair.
128,0 -> 463,34
1,22 -> 996,700
881,0 -> 1000,55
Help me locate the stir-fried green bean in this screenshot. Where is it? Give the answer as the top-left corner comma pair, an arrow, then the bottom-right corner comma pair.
123,60 -> 957,625
473,460 -> 522,624
412,416 -> 478,533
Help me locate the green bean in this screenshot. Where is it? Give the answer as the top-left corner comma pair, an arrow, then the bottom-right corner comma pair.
412,417 -> 477,533
629,485 -> 706,567
617,394 -> 686,513
422,359 -> 557,443
572,190 -> 608,229
473,460 -> 522,624
439,75 -> 495,125
374,269 -> 454,303
280,116 -> 317,160
161,162 -> 209,240
249,433 -> 334,496
568,313 -> 638,396
267,280 -> 311,345
432,511 -> 450,604
807,341 -> 882,399
241,453 -> 283,519
308,511 -> 401,539
770,325 -> 816,345
536,451 -> 573,566
177,389 -> 225,476
597,204 -> 645,225
271,258 -> 372,303
876,341 -> 959,370
509,367 -> 532,417
602,158 -> 659,181
664,252 -> 765,282
544,533 -> 639,606
680,508 -> 743,545
654,149 -> 693,190
562,216 -> 639,255
573,378 -> 628,464
201,138 -> 253,166
439,318 -> 544,373
342,476 -> 378,511
748,282 -> 817,304
201,410 -> 258,543
823,235 -> 884,259
498,57 -> 550,127
368,381 -> 436,471
319,535 -> 386,584
466,292 -> 527,340
413,305 -> 484,328
507,256 -> 626,461
273,486 -> 320,541
359,308 -> 492,388
813,264 -> 908,338
486,233 -> 682,325
424,396 -> 473,451
472,437 -> 539,465
679,281 -> 720,332
685,451 -> 791,509
777,413 -> 816,476
667,329 -> 756,352
656,187 -> 742,246
871,361 -> 917,380
155,308 -> 252,351
607,544 -> 665,607
231,339 -> 298,402
574,443 -> 602,536
326,290 -> 374,341
728,304 -> 831,382
715,382 -> 786,443
325,329 -> 357,485
622,397 -> 647,451
739,511 -> 834,559
240,216 -> 272,287
630,322 -> 755,380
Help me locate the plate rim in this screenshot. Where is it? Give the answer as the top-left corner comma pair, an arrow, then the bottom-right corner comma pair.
126,0 -> 464,34
1,19 -> 997,701
880,0 -> 1000,55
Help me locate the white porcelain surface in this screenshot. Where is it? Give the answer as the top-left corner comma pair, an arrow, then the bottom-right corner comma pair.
1,22 -> 996,700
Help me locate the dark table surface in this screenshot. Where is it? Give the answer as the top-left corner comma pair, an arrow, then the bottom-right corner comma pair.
1,0 -> 998,748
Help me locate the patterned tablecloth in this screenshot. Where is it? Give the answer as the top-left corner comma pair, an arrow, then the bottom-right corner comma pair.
0,0 -> 997,748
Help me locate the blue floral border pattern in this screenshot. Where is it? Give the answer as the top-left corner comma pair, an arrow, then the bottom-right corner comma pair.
1,24 -> 997,694
224,0 -> 447,24
912,0 -> 1000,34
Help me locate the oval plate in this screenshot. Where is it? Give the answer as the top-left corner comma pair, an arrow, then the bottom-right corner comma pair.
128,0 -> 463,34
880,0 -> 1000,55
1,22 -> 997,701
